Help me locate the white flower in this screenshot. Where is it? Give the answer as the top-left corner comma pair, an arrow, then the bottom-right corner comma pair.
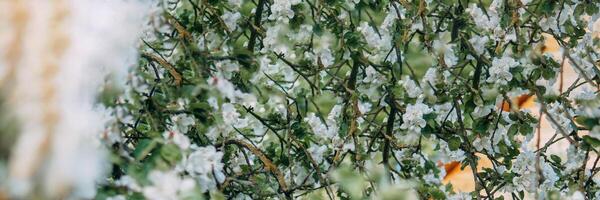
565,145 -> 585,173
467,4 -> 500,30
491,124 -> 510,151
237,93 -> 258,109
208,75 -> 237,100
184,146 -> 225,192
308,144 -> 328,164
362,66 -> 385,84
222,103 -> 245,128
262,24 -> 293,56
305,113 -> 337,139
437,140 -> 465,163
327,104 -> 343,122
474,124 -> 511,155
357,66 -> 386,99
546,102 -> 574,134
172,98 -> 190,111
471,104 -> 493,118
511,145 -> 558,193
207,97 -> 219,111
185,146 -> 225,175
511,149 -> 537,191
423,173 -> 442,185
317,47 -> 334,67
567,191 -> 586,200
163,131 -> 191,150
169,113 -> 195,133
215,60 -> 240,78
400,102 -> 433,133
423,67 -> 438,86
221,11 -> 241,31
434,102 -> 457,124
107,195 -> 126,200
433,37 -> 458,67
142,170 -> 196,200
206,124 -> 233,142
472,136 -> 493,153
381,3 -> 404,30
269,0 -> 301,23
447,192 -> 471,200
574,87 -> 596,101
305,104 -> 343,141
305,35 -> 335,68
401,76 -> 422,98
569,53 -> 597,79
540,159 -> 559,190
115,175 -> 142,192
487,55 -> 519,85
469,35 -> 489,55
98,107 -> 123,144
221,103 -> 239,123
268,96 -> 288,116
293,24 -> 313,42
358,101 -> 372,115
357,22 -> 382,49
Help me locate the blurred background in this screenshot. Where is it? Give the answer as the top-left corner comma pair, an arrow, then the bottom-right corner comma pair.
0,0 -> 147,199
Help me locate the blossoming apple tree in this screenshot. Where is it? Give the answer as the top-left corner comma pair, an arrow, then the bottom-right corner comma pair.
97,0 -> 600,199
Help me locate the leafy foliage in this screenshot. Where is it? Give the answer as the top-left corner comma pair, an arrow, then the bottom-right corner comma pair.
97,0 -> 600,199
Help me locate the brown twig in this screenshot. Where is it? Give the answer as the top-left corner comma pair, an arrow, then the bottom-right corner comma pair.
142,52 -> 182,86
221,139 -> 291,199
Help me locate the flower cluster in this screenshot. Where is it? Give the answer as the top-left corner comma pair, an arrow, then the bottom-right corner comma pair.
2,0 -> 597,199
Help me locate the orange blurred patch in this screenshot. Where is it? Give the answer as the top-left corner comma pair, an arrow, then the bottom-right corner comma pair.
501,94 -> 535,111
442,154 -> 493,192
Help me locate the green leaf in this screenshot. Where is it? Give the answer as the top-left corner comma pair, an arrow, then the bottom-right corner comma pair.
448,136 -> 461,151
585,4 -> 599,15
210,191 -> 226,200
539,1 -> 557,14
473,119 -> 489,134
291,121 -> 308,139
133,139 -> 159,161
575,116 -> 598,130
530,68 -> 541,80
550,155 -> 562,164
518,123 -> 533,136
160,143 -> 182,165
583,135 -> 600,147
541,68 -> 555,80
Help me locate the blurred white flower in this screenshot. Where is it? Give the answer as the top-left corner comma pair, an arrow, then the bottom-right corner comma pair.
143,170 -> 196,200
221,11 -> 241,31
434,102 -> 457,124
115,175 -> 142,192
308,143 -> 328,164
3,0 -> 149,198
467,3 -> 499,30
401,76 -> 422,99
222,103 -> 241,125
269,0 -> 301,23
163,131 -> 191,150
169,113 -> 195,133
184,146 -> 225,192
433,36 -> 458,67
469,35 -> 489,55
